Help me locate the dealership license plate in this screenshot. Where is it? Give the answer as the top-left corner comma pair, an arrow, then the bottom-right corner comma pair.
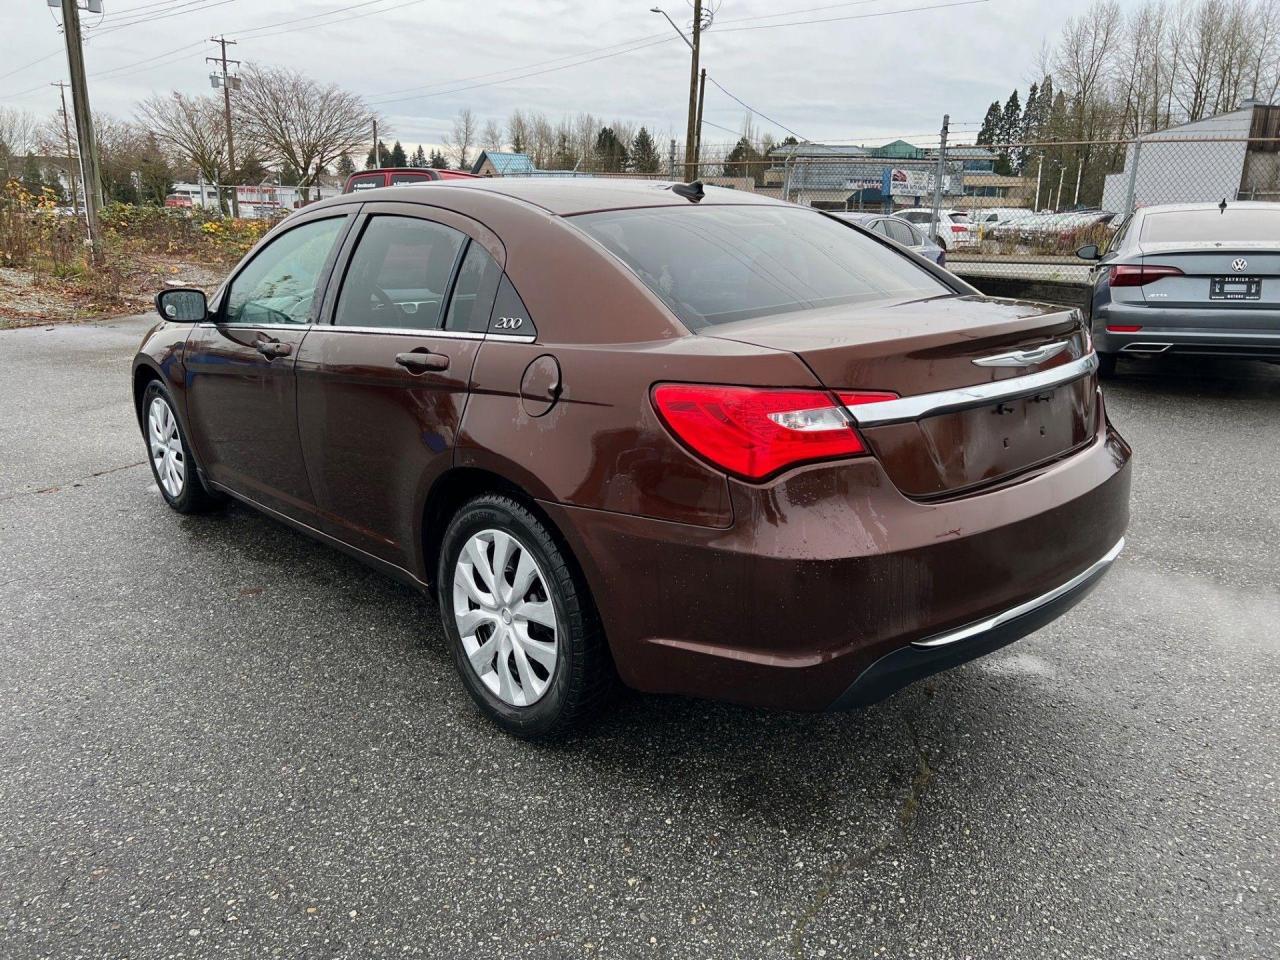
1210,276 -> 1261,300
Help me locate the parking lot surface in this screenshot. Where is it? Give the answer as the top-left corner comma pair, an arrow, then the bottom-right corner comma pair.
1,315 -> 1277,960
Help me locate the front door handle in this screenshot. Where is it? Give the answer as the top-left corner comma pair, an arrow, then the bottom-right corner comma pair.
254,338 -> 292,358
395,351 -> 449,373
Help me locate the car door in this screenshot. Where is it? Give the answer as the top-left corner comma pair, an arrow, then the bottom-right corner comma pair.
183,211 -> 352,523
295,203 -> 505,572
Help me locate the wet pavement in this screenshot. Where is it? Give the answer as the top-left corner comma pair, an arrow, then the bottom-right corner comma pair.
1,315 -> 1277,959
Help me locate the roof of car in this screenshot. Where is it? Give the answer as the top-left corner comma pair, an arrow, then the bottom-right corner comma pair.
311,176 -> 790,217
1134,200 -> 1279,216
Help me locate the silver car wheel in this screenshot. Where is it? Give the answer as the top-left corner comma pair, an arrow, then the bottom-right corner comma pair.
452,528 -> 559,707
147,396 -> 185,499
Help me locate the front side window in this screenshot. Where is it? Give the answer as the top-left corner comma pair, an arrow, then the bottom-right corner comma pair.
572,205 -> 950,330
223,217 -> 346,325
334,216 -> 466,330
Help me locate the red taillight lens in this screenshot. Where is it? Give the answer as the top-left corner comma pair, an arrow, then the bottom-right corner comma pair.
652,384 -> 888,481
1107,324 -> 1143,333
951,224 -> 965,233
1109,264 -> 1184,286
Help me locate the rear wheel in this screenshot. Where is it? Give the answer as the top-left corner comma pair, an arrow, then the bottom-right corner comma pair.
1097,352 -> 1118,378
142,381 -> 220,513
438,495 -> 611,738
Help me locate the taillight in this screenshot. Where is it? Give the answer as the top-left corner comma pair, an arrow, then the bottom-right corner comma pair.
651,384 -> 893,481
1107,324 -> 1142,333
951,224 -> 965,233
1108,264 -> 1184,286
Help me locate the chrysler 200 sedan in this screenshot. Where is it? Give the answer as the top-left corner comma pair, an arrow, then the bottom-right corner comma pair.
134,178 -> 1131,738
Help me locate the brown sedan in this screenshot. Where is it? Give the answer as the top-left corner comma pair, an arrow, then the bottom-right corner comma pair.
133,179 -> 1131,738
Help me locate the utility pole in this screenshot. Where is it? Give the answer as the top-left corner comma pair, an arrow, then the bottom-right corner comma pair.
372,119 -> 382,167
1055,162 -> 1066,211
59,0 -> 103,258
928,114 -> 949,243
51,81 -> 82,220
207,36 -> 240,217
683,0 -> 702,179
1034,154 -> 1044,211
693,67 -> 707,172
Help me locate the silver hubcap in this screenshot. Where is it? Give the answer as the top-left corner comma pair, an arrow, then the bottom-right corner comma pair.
452,528 -> 559,707
147,396 -> 185,498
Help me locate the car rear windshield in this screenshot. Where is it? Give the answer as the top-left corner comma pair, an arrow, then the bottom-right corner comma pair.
571,205 -> 951,330
948,212 -> 970,222
1141,208 -> 1280,243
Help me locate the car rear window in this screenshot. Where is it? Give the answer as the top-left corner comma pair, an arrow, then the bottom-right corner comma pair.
1141,208 -> 1280,243
571,205 -> 950,330
948,212 -> 970,223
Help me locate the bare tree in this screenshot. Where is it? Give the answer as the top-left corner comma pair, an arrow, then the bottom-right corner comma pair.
236,64 -> 376,202
138,92 -> 229,188
443,108 -> 477,170
506,109 -> 530,154
480,118 -> 503,153
0,106 -> 42,181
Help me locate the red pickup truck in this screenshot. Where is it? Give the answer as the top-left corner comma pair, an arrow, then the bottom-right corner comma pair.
343,167 -> 478,193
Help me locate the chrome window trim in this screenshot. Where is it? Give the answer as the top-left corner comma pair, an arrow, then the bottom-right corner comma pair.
197,322 -> 313,331
912,538 -> 1124,649
300,325 -> 537,343
845,352 -> 1098,427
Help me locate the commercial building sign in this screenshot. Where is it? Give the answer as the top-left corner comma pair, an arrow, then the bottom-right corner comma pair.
884,168 -> 962,196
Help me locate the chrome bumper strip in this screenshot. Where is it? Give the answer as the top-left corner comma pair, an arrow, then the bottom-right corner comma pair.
911,537 -> 1125,649
845,352 -> 1099,427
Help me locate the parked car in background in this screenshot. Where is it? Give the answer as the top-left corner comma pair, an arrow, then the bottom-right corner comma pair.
134,178 -> 1130,738
344,167 -> 478,193
970,207 -> 1034,240
1079,201 -> 1280,376
894,207 -> 975,250
833,211 -> 946,265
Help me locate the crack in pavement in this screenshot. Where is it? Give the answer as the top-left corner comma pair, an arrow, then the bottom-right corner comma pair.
788,715 -> 937,959
0,461 -> 146,503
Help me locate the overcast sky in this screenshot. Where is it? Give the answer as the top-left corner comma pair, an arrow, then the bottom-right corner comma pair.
3,0 -> 1126,153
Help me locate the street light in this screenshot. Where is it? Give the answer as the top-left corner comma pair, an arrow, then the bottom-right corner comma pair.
651,4 -> 709,179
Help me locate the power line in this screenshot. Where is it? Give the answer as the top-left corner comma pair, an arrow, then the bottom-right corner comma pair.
715,0 -> 890,25
88,0 -> 243,37
235,0 -> 428,43
712,0 -> 990,34
706,75 -> 808,142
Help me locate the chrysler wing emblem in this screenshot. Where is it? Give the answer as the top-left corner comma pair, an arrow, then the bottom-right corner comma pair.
973,341 -> 1070,368
1231,257 -> 1248,272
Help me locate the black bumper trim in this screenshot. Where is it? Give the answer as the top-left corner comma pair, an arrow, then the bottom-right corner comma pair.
829,539 -> 1123,710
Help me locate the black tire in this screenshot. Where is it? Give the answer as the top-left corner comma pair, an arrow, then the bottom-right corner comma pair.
1097,352 -> 1118,379
141,380 -> 221,514
437,494 -> 612,739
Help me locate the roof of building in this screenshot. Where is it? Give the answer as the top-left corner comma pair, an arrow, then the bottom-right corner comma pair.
470,151 -> 536,175
765,143 -> 869,158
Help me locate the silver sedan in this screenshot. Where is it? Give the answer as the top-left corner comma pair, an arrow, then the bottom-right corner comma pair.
1078,201 -> 1280,376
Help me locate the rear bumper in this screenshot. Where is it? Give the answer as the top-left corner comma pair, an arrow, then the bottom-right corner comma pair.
540,414 -> 1131,712
831,538 -> 1122,708
1094,303 -> 1280,358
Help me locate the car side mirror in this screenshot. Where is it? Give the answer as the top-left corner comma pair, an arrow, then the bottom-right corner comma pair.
1075,244 -> 1100,261
155,287 -> 207,323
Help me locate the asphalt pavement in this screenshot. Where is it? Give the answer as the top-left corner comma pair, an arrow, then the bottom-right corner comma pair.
1,315 -> 1277,960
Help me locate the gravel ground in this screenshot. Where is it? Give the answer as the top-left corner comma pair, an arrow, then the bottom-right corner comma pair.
0,316 -> 1276,960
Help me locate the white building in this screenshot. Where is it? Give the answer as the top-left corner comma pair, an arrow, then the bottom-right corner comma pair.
1101,101 -> 1280,212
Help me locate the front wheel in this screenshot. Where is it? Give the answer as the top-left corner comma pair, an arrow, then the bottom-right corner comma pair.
438,495 -> 612,739
142,381 -> 221,513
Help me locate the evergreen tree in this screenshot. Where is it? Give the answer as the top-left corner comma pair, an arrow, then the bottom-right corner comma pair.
976,102 -> 1002,146
364,140 -> 392,169
428,149 -> 449,170
388,140 -> 407,167
723,136 -> 765,185
630,126 -> 659,174
593,126 -> 628,173
994,90 -> 1021,175
410,145 -> 427,168
552,132 -> 575,170
336,152 -> 356,178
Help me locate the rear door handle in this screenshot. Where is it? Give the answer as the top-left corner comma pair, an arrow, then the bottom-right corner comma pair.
254,338 -> 292,358
396,351 -> 449,373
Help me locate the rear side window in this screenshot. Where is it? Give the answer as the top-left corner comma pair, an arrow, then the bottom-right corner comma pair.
347,174 -> 383,191
571,205 -> 949,330
334,215 -> 465,330
869,219 -> 889,235
445,242 -> 503,333
391,172 -> 431,184
1140,208 -> 1280,243
885,220 -> 917,246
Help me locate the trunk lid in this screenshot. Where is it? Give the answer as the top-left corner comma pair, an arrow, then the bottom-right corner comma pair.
705,294 -> 1097,498
1136,242 -> 1280,309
